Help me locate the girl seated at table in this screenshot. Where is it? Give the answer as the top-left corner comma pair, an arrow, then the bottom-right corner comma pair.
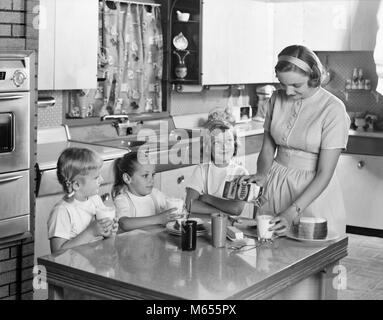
48,147 -> 118,253
112,151 -> 178,232
185,109 -> 248,216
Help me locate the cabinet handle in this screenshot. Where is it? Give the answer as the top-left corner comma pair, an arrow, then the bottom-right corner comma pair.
357,161 -> 365,169
0,175 -> 23,184
177,175 -> 185,184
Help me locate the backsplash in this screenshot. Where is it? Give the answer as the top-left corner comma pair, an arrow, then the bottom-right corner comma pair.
37,91 -> 64,128
170,85 -> 253,116
317,51 -> 383,118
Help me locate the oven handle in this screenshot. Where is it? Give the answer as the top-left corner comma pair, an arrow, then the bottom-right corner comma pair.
0,94 -> 24,100
0,175 -> 23,184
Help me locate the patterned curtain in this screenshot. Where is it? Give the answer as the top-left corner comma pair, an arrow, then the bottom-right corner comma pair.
99,1 -> 163,115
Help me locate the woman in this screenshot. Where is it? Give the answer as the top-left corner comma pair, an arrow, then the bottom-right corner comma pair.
239,45 -> 350,236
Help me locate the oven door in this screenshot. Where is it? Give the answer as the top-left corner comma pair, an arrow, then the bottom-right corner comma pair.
0,170 -> 30,238
0,92 -> 30,172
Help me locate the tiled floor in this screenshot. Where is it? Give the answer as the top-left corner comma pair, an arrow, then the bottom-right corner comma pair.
338,233 -> 383,300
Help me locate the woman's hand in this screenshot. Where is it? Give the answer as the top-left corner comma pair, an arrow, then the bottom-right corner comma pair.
269,206 -> 300,237
235,173 -> 267,187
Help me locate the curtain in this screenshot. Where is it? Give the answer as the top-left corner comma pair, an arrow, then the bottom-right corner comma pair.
99,1 -> 163,115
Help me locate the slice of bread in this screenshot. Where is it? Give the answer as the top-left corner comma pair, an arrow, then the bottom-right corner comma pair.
292,217 -> 328,239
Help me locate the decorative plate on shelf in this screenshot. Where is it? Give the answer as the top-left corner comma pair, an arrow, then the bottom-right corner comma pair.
173,32 -> 188,50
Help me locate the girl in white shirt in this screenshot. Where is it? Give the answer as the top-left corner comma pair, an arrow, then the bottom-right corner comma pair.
48,147 -> 117,253
185,119 -> 248,216
112,151 -> 177,232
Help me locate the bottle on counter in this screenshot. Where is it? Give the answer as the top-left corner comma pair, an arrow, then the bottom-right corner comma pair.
352,68 -> 359,89
358,68 -> 364,89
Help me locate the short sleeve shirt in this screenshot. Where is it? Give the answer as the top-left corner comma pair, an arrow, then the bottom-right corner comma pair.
47,195 -> 104,240
114,187 -> 168,219
263,88 -> 350,153
186,161 -> 248,197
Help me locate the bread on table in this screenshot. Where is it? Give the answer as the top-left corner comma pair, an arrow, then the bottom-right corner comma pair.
291,217 -> 328,239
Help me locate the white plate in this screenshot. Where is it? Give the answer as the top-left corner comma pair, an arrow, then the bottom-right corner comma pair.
166,220 -> 207,237
286,231 -> 339,243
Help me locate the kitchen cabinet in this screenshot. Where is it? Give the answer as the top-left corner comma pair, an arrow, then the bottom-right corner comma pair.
337,153 -> 383,230
170,0 -> 274,85
38,0 -> 98,90
302,1 -> 351,51
202,0 -> 274,84
159,165 -> 196,200
349,0 -> 381,50
273,0 -> 379,52
272,1 -> 304,69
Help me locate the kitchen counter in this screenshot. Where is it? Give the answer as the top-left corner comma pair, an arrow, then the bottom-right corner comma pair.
37,141 -> 127,171
38,222 -> 347,300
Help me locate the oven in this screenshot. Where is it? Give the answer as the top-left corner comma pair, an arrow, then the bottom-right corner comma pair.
0,51 -> 35,239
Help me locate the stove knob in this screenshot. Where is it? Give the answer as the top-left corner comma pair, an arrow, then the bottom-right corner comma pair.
12,70 -> 27,87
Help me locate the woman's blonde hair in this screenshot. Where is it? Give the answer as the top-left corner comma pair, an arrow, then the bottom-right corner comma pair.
56,147 -> 103,200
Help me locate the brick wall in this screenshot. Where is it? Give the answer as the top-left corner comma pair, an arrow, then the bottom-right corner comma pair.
0,0 -> 39,300
0,238 -> 35,300
0,0 -> 26,49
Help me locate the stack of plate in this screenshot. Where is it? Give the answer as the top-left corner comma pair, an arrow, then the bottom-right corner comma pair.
291,217 -> 328,240
166,218 -> 207,237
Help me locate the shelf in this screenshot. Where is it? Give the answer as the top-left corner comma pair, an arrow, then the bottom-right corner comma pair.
341,89 -> 380,103
170,78 -> 199,84
173,20 -> 199,24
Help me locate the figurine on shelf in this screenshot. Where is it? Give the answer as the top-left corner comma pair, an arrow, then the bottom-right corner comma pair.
173,50 -> 190,79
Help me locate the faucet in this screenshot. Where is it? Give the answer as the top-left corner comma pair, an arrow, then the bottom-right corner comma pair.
100,114 -> 136,136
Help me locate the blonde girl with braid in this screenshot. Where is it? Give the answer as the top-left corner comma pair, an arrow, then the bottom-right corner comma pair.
48,147 -> 118,253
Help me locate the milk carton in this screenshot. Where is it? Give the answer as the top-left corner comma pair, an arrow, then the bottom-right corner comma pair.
222,180 -> 261,202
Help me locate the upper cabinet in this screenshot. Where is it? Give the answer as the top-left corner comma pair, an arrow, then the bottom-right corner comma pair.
202,0 -> 274,84
302,1 -> 351,51
170,0 -> 274,85
273,0 -> 380,52
349,0 -> 380,50
38,0 -> 98,90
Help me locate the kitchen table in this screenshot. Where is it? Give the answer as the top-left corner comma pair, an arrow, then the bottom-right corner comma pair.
37,221 -> 347,300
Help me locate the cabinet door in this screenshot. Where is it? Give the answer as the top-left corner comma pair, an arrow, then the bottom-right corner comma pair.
226,0 -> 274,84
38,0 -> 56,90
201,0 -> 230,85
202,0 -> 274,84
273,1 -> 304,70
38,0 -> 98,90
160,165 -> 196,200
350,0 -> 381,50
337,154 -> 383,230
54,0 -> 98,89
302,1 -> 351,51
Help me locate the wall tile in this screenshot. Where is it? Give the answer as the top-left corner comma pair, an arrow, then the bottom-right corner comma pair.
0,24 -> 12,36
37,91 -> 64,128
0,285 -> 9,299
0,271 -> 17,286
0,259 -> 17,273
0,248 -> 10,261
0,0 -> 12,10
12,0 -> 26,11
0,11 -> 25,23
